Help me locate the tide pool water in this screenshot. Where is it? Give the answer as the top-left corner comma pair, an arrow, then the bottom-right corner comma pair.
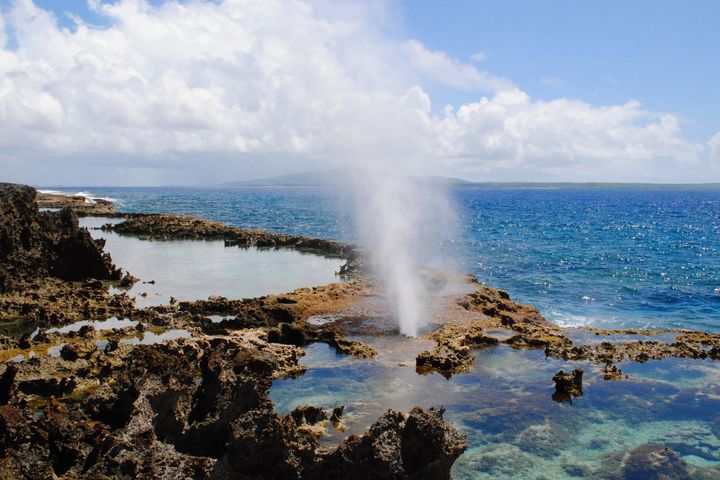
54,186 -> 720,332
80,216 -> 344,307
269,340 -> 720,479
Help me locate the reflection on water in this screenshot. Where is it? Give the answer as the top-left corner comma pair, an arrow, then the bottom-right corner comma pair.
42,317 -> 138,336
80,217 -> 344,307
119,329 -> 192,345
270,338 -> 720,479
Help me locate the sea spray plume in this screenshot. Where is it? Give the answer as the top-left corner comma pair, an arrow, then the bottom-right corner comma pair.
353,171 -> 459,336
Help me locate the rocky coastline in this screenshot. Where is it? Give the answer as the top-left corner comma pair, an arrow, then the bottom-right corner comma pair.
2,182 -> 720,479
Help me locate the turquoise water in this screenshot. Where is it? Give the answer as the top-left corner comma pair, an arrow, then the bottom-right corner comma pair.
80,216 -> 344,307
56,186 -> 720,332
270,340 -> 720,479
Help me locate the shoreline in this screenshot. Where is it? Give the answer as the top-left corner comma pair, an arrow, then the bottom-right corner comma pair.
2,182 -> 719,478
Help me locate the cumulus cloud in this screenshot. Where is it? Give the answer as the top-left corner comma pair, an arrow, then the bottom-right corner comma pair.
710,132 -> 720,165
403,41 -> 511,92
0,0 -> 712,181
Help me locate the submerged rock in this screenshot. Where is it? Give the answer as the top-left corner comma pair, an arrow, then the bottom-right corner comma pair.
618,444 -> 717,480
552,368 -> 583,403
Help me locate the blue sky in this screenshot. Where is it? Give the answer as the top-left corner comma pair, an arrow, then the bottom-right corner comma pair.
397,0 -> 720,141
0,0 -> 718,184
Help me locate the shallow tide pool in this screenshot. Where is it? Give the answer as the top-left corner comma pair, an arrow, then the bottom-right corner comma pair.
270,338 -> 720,479
81,217 -> 345,307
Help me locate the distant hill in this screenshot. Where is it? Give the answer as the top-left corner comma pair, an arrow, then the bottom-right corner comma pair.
223,170 -> 720,189
223,168 -> 474,187
223,168 -> 353,186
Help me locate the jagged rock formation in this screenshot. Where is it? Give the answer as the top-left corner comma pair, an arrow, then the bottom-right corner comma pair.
0,183 -> 121,290
0,333 -> 466,479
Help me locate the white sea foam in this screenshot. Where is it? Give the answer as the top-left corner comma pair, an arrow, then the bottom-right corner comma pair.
38,189 -> 117,204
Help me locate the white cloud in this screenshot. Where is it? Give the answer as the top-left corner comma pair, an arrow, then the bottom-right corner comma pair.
403,40 -> 511,92
0,0 -> 712,182
0,9 -> 6,48
710,132 -> 720,165
470,51 -> 487,62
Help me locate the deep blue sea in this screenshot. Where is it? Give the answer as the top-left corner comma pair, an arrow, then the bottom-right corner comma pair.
45,186 -> 720,332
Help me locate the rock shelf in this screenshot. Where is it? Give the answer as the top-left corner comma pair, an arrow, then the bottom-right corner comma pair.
3,182 -> 720,479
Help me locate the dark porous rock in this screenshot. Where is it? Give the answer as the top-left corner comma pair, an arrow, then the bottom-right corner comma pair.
603,362 -> 624,381
119,271 -> 139,288
212,408 -> 319,479
290,405 -> 328,426
311,407 -> 467,480
52,224 -> 121,281
0,328 -> 468,478
109,213 -> 358,259
329,335 -> 377,358
60,339 -> 97,361
0,364 -> 18,405
17,377 -> 77,398
552,368 -> 583,403
267,322 -> 376,358
1,183 -> 127,326
330,406 -> 345,425
416,348 -> 473,377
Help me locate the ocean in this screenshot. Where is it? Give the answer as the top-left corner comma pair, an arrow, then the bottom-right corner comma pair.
44,185 -> 720,333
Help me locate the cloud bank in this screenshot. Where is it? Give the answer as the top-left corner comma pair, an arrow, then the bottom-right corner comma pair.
0,0 -> 715,182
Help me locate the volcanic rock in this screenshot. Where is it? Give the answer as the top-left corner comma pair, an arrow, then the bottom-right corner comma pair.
312,406 -> 467,480
552,368 -> 583,403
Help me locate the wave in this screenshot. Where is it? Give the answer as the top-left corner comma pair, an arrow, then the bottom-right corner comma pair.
38,189 -> 118,205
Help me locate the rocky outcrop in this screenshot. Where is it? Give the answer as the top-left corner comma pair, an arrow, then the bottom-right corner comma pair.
416,348 -> 473,377
0,183 -> 121,289
312,407 -> 466,480
107,213 -> 362,271
544,333 -> 720,363
0,333 -> 464,479
552,368 -> 583,403
0,364 -> 17,405
35,190 -> 116,215
416,279 -> 566,376
0,183 -> 135,326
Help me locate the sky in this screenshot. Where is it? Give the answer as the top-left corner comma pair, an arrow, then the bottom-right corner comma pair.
0,0 -> 718,185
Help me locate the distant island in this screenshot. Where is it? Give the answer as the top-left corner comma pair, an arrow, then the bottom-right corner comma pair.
223,167 -> 472,187
223,168 -> 720,189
